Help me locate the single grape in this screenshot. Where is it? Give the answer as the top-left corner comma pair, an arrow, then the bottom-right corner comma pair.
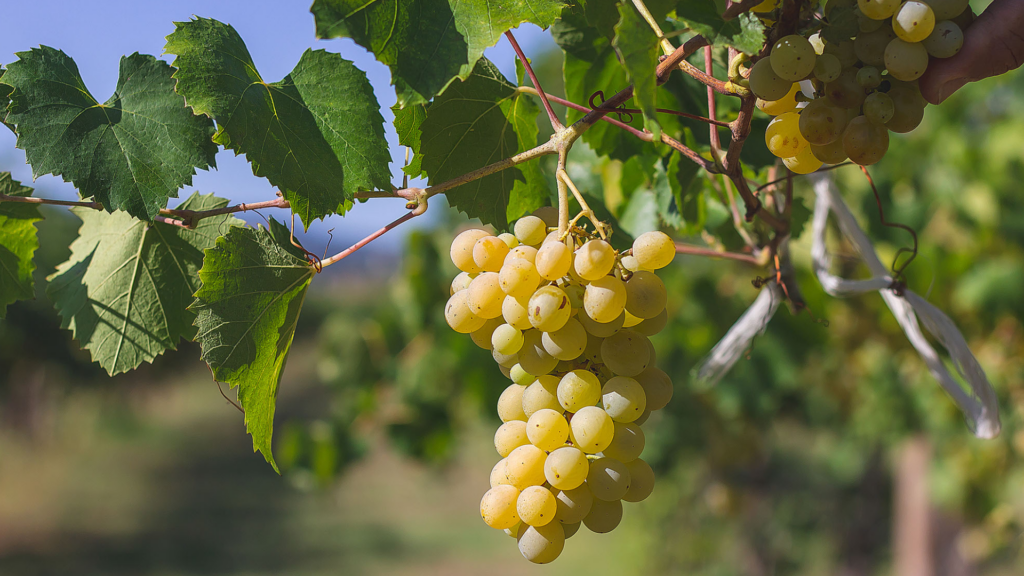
578,306 -> 624,338
562,521 -> 581,539
633,231 -> 675,270
843,115 -> 890,165
473,235 -> 509,273
545,446 -> 590,490
622,458 -> 655,503
542,317 -> 587,361
813,53 -> 842,83
583,498 -> 623,534
798,98 -> 848,146
600,421 -> 645,463
864,91 -> 895,124
563,282 -> 585,312
481,484 -> 520,529
584,276 -> 627,324
491,458 -> 511,487
884,38 -> 929,81
445,290 -> 486,333
450,271 -> 474,295
522,374 -> 562,418
810,139 -> 850,164
510,363 -> 534,386
824,40 -> 858,67
508,244 -> 538,264
498,384 -> 529,422
502,294 -> 533,330
756,83 -> 801,116
624,270 -> 667,319
492,323 -> 525,356
527,408 -> 570,452
587,457 -> 631,501
858,0 -> 899,19
535,241 -> 572,281
466,272 -> 504,319
514,215 -> 547,246
600,330 -> 651,377
622,310 -> 643,329
495,421 -> 530,457
783,145 -> 825,175
499,258 -> 541,300
856,66 -> 882,88
554,484 -> 594,524
765,111 -> 808,158
927,0 -> 969,20
620,254 -> 642,272
886,81 -> 926,133
492,347 -> 519,369
748,57 -> 793,101
498,232 -> 519,249
569,406 -> 615,453
855,26 -> 897,66
517,520 -> 564,563
893,1 -> 935,42
506,444 -> 547,490
582,332 -> 604,364
528,285 -> 571,332
922,20 -> 963,58
574,239 -> 616,281
632,307 -> 668,337
601,376 -> 647,422
771,35 -> 816,81
450,228 -> 489,273
558,369 -> 602,412
634,366 -> 673,411
519,329 -> 559,376
517,485 -> 558,527
470,317 -> 503,350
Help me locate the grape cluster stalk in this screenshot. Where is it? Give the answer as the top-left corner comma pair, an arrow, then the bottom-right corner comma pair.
444,207 -> 676,563
747,0 -> 972,171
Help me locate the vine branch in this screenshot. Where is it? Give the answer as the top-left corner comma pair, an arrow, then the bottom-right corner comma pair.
505,30 -> 563,131
675,242 -> 762,265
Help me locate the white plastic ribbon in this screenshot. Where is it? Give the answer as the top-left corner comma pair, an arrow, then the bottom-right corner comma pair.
694,280 -> 783,387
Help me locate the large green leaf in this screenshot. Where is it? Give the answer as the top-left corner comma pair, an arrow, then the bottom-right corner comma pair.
393,103 -> 427,178
505,83 -> 549,221
418,58 -> 540,229
46,193 -> 243,375
165,18 -> 392,228
0,48 -> 217,220
674,2 -> 765,55
191,219 -> 315,471
449,0 -> 565,78
613,3 -> 662,141
0,173 -> 42,317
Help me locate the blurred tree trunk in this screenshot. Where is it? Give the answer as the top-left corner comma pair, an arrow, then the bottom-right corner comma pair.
894,435 -> 934,576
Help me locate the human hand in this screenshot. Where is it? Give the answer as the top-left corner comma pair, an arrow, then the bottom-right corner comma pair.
919,0 -> 1024,104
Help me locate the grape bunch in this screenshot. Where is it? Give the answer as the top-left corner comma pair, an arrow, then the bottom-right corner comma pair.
444,208 -> 676,564
747,0 -> 973,171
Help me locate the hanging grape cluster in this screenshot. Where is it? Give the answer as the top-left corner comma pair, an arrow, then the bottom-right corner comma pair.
746,0 -> 972,171
444,208 -> 676,563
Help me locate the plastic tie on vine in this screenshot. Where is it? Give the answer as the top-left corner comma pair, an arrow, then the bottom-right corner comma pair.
809,172 -> 1000,439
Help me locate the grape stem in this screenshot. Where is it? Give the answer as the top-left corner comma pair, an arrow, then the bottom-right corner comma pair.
320,191 -> 428,269
631,0 -> 676,55
556,148 -> 571,238
675,242 -> 763,265
556,169 -> 607,240
505,30 -> 563,131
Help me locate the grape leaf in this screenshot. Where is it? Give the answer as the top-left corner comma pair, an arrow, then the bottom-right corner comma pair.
821,4 -> 859,45
613,3 -> 662,141
675,2 -> 765,55
0,48 -> 217,220
418,58 -> 538,229
506,79 -> 549,221
46,193 -> 243,375
393,103 -> 427,178
191,219 -> 315,471
448,0 -> 566,78
0,173 -> 42,317
0,66 -> 12,133
665,152 -> 707,234
310,0 -> 469,106
165,18 -> 392,229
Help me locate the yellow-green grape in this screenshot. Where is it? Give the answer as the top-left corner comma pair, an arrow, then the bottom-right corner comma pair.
498,232 -> 519,249
558,369 -> 602,412
584,276 -> 627,324
506,444 -> 548,490
562,521 -> 581,539
542,317 -> 586,361
569,406 -> 614,453
528,285 -> 571,332
633,308 -> 668,337
824,40 -> 858,67
886,81 -> 926,133
885,38 -> 929,81
578,306 -> 623,337
492,323 -> 525,356
544,446 -> 590,490
632,231 -> 675,270
583,498 -> 622,534
601,376 -> 647,422
582,332 -> 604,364
858,0 -> 899,19
535,241 -> 572,280
511,363 -> 534,386
492,348 -> 518,369
635,366 -> 673,411
601,330 -> 651,377
750,0 -> 779,12
531,205 -> 559,227
783,145 -> 825,175
855,26 -> 897,66
450,271 -> 474,295
810,139 -> 850,164
517,485 -> 558,527
508,244 -> 538,264
450,228 -> 489,273
587,457 -> 631,501
922,20 -> 963,58
927,0 -> 968,20
813,53 -> 842,82
516,521 -> 564,564
765,112 -> 808,158
756,82 -> 800,116
748,57 -> 793,101
490,458 -> 511,487
554,484 -> 594,523
620,254 -> 642,272
470,317 -> 503,349
563,282 -> 585,312
502,295 -> 533,330
858,9 -> 885,31
523,375 -> 562,418
527,408 -> 570,451
473,235 -> 509,273
864,92 -> 895,123
843,115 -> 890,165
770,35 -> 816,81
574,239 -> 616,281
498,384 -> 529,422
445,290 -> 486,333
798,99 -> 847,146
481,484 -> 520,529
601,422 -> 645,462
856,66 -> 882,88
519,329 -> 559,376
466,272 -> 504,319
893,1 -> 935,42
514,215 -> 548,246
495,421 -> 530,457
622,458 -> 655,503
498,258 -> 540,300
624,271 -> 667,319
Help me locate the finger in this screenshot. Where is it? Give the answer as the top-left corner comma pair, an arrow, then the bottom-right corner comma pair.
919,0 -> 1024,104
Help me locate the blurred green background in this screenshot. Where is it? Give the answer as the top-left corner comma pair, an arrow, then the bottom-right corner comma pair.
4,2 -> 1024,575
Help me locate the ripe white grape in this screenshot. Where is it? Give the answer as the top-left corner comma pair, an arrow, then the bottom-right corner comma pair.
528,285 -> 571,332
886,81 -> 926,133
601,376 -> 647,422
516,521 -> 564,564
490,458 -> 511,487
450,271 -> 474,295
864,92 -> 895,124
451,228 -> 489,273
470,317 -> 503,350
481,484 -> 520,529
624,271 -> 667,319
893,1 -> 935,42
492,347 -> 518,368
854,26 -> 897,66
472,235 -> 509,273
562,282 -> 585,312
522,375 -> 562,418
502,294 -> 533,330
922,20 -> 963,58
583,498 -> 622,533
495,421 -> 530,457
535,241 -> 572,281
558,369 -> 602,412
527,408 -> 570,451
632,231 -> 675,270
783,145 -> 824,175
622,458 -> 655,503
587,457 -> 631,501
810,139 -> 849,164
884,38 -> 929,81
600,421 -> 645,462
858,0 -> 899,20
584,275 -> 627,324
498,384 -> 529,422
499,258 -> 541,300
825,68 -> 867,109
506,444 -> 547,490
748,57 -> 793,101
510,364 -> 534,386
756,82 -> 801,116
843,115 -> 889,165
445,290 -> 486,333
578,306 -> 624,337
517,485 -> 558,527
491,323 -> 525,355
518,329 -> 559,376
553,484 -> 594,524
466,272 -> 504,319
544,446 -> 590,490
508,244 -> 538,264
514,215 -> 547,246
541,317 -> 586,361
498,232 -> 519,249
562,521 -> 581,539
574,239 -> 616,281
812,53 -> 842,83
569,406 -> 614,453
770,35 -> 816,81
634,366 -> 673,411
765,112 -> 807,158
926,0 -> 968,20
600,330 -> 651,377
620,254 -> 642,272
798,99 -> 847,146
856,66 -> 881,88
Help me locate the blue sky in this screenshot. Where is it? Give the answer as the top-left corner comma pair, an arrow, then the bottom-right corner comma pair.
0,0 -> 556,255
